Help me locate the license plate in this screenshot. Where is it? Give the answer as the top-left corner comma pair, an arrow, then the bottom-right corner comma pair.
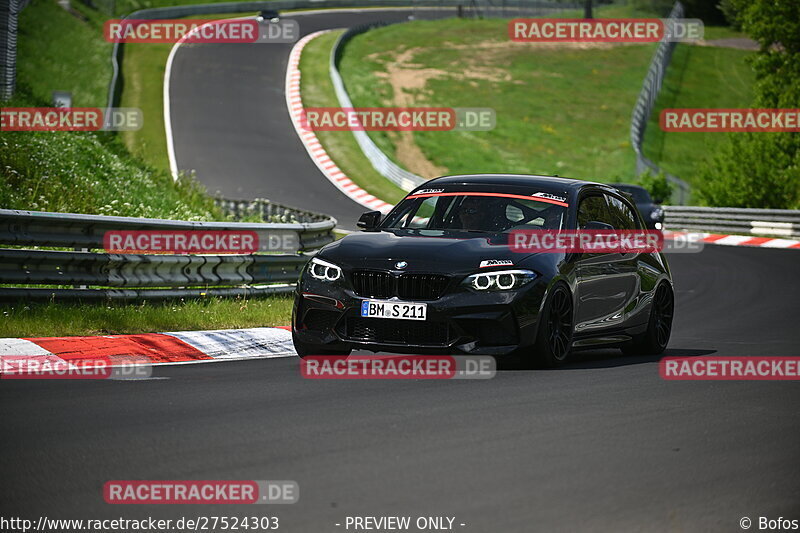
360,300 -> 427,321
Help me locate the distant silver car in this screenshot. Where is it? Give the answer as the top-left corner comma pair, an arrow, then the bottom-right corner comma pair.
611,184 -> 664,230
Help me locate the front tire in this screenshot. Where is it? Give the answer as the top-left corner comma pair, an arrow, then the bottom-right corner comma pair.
529,282 -> 574,368
292,331 -> 351,358
622,282 -> 674,356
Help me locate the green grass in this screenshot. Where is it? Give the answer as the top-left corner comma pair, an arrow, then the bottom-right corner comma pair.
0,296 -> 293,337
120,42 -> 174,173
113,0 -> 266,16
0,127 -> 223,219
340,18 -> 656,183
331,12 -> 754,195
297,2 -> 672,198
643,43 -> 755,186
16,0 -> 111,107
300,30 -> 408,204
2,0 -> 226,220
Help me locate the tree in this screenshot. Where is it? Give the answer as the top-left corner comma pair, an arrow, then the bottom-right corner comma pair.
697,0 -> 800,209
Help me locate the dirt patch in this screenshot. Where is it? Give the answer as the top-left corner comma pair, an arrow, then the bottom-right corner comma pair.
367,40 -> 633,177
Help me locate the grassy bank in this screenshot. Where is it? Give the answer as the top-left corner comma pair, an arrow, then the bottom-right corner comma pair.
1,1 -> 295,335
642,43 -> 755,182
0,296 -> 293,337
340,18 -> 654,183
120,42 -> 174,173
3,0 -> 224,219
330,14 -> 753,194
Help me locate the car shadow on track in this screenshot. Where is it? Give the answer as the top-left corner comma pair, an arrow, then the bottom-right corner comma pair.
496,348 -> 717,371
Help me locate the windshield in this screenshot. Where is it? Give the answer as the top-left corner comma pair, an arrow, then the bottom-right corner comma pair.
381,192 -> 567,233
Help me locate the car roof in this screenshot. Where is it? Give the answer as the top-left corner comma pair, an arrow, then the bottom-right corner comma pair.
422,174 -> 626,200
427,174 -> 601,189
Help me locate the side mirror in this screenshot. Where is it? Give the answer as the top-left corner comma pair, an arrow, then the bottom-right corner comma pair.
357,210 -> 382,230
583,220 -> 614,231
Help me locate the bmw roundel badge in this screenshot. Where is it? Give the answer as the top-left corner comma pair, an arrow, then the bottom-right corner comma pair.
395,261 -> 408,270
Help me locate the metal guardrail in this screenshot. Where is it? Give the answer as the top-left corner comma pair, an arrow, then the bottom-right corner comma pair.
664,206 -> 800,239
629,1 -> 690,205
0,248 -> 306,287
1,201 -> 335,251
0,199 -> 335,302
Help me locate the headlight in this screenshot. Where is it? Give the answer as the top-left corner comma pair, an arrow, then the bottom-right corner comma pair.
308,257 -> 342,282
651,207 -> 664,220
463,269 -> 536,291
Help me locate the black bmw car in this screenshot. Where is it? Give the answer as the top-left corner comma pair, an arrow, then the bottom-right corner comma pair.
292,174 -> 674,367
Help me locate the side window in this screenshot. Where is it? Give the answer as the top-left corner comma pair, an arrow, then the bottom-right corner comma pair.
577,195 -> 612,229
604,194 -> 637,230
392,196 -> 437,228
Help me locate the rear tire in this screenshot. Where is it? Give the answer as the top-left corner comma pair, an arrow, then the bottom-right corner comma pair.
621,282 -> 674,356
528,283 -> 574,368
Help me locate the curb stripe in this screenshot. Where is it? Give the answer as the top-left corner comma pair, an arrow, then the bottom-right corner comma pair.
25,334 -> 211,364
285,31 -> 394,215
0,327 -> 297,372
164,328 -> 294,359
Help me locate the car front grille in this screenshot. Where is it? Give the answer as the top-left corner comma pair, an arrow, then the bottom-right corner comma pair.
351,271 -> 449,300
345,317 -> 451,346
397,274 -> 449,300
351,270 -> 394,298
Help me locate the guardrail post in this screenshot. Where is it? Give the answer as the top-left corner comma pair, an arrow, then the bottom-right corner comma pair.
0,0 -> 21,101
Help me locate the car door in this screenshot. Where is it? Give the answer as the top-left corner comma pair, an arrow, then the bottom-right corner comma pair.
573,192 -> 640,334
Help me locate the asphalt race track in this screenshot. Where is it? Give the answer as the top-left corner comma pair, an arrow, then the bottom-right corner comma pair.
168,9 -> 451,228
2,245 -> 799,530
2,8 -> 799,533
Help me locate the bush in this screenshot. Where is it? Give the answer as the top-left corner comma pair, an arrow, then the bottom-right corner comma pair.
697,133 -> 800,209
636,170 -> 674,203
697,0 -> 800,209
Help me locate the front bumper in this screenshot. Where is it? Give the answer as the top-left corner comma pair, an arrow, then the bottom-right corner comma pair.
292,277 -> 546,355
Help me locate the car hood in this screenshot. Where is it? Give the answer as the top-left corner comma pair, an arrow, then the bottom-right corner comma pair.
318,230 -> 540,273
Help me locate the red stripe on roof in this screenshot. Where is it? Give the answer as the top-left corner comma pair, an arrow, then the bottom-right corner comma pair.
406,192 -> 568,207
